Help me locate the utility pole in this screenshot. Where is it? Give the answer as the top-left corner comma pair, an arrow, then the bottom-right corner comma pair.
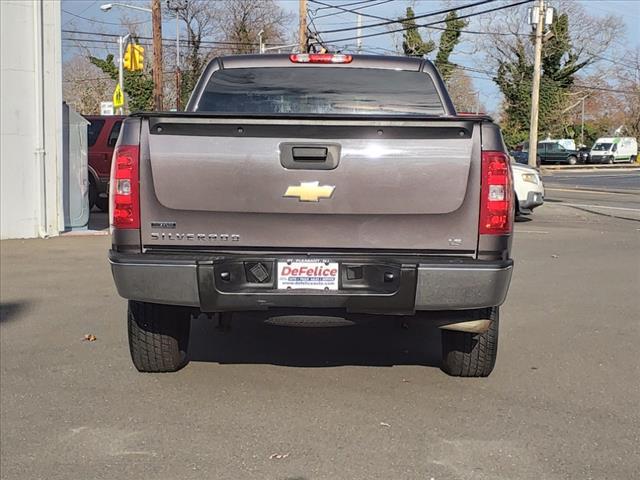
299,0 -> 307,53
356,14 -> 362,53
117,34 -> 131,115
527,0 -> 545,168
175,11 -> 180,110
580,97 -> 585,146
151,0 -> 164,110
168,2 -> 182,110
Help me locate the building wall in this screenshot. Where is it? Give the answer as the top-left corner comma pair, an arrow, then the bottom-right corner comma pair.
1,0 -> 63,239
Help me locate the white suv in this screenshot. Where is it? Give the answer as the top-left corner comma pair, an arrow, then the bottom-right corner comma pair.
512,162 -> 544,215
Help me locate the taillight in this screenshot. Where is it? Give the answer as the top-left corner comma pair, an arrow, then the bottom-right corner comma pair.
109,145 -> 140,229
289,53 -> 353,64
479,151 -> 513,235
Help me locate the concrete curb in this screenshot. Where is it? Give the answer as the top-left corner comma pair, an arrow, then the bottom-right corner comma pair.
545,186 -> 640,195
541,164 -> 639,172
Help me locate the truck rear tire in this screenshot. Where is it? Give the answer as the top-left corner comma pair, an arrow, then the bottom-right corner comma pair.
95,196 -> 109,212
128,300 -> 191,372
440,307 -> 499,377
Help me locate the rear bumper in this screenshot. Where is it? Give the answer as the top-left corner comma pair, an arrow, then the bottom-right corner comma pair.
109,251 -> 513,315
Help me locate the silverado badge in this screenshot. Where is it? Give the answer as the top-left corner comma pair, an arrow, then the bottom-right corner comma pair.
284,181 -> 335,202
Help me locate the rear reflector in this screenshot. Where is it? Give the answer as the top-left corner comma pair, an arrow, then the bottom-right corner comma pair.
109,145 -> 140,229
479,151 -> 513,235
289,53 -> 353,64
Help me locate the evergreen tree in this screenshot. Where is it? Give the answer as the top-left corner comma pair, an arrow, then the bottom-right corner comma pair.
495,13 -> 590,147
435,11 -> 467,82
401,7 -> 435,57
90,54 -> 154,112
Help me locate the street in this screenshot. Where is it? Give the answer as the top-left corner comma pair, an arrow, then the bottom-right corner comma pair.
543,168 -> 640,193
1,175 -> 639,480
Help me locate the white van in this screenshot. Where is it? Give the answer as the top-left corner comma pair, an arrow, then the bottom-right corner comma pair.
589,137 -> 638,164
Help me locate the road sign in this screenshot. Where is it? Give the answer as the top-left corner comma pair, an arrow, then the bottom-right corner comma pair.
100,101 -> 114,116
113,84 -> 124,109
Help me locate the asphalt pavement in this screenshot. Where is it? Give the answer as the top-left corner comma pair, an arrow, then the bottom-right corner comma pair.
542,167 -> 640,193
1,181 -> 639,479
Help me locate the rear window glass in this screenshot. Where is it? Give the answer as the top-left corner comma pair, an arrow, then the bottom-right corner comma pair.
107,121 -> 122,147
87,119 -> 105,146
197,67 -> 444,116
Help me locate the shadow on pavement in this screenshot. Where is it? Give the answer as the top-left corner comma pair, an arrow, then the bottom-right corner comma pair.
88,211 -> 109,231
0,301 -> 31,324
188,312 -> 442,368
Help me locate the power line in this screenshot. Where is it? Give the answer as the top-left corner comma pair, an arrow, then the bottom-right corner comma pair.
313,0 -> 498,35
574,84 -> 638,95
587,52 -> 639,70
311,0 -> 394,20
62,9 -> 148,26
309,0 -> 529,37
322,0 -> 533,45
63,29 -> 258,47
310,0 -> 382,13
63,1 -> 100,27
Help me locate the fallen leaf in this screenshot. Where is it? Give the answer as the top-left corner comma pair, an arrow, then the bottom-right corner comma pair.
83,334 -> 97,342
380,422 -> 391,427
269,453 -> 289,460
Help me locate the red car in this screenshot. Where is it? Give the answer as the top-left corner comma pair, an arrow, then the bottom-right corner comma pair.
85,115 -> 125,211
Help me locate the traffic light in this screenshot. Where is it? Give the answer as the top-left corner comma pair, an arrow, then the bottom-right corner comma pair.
123,43 -> 144,71
123,44 -> 132,71
132,44 -> 144,71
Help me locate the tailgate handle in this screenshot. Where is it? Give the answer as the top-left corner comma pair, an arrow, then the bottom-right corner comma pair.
292,147 -> 328,161
280,143 -> 341,170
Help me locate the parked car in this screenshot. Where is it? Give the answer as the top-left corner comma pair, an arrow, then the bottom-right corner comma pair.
588,137 -> 638,164
510,150 -> 541,167
85,115 -> 125,211
537,140 -> 580,165
577,146 -> 591,164
511,162 -> 544,216
109,54 -> 516,377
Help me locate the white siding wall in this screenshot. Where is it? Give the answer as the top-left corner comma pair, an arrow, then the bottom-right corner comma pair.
1,0 -> 62,239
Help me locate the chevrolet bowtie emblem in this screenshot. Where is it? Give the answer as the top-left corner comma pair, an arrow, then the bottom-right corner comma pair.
284,181 -> 335,202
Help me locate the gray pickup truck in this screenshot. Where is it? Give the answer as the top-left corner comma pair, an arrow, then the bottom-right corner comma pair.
109,53 -> 514,377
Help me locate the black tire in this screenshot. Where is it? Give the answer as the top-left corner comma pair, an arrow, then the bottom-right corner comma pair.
95,195 -> 109,212
567,155 -> 577,166
607,156 -> 614,164
128,300 -> 191,372
630,155 -> 637,164
88,178 -> 97,210
440,307 -> 499,377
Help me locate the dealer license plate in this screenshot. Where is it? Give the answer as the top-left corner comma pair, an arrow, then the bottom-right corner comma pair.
277,260 -> 339,290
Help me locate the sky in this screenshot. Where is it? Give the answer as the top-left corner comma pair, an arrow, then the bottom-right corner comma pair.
61,0 -> 640,113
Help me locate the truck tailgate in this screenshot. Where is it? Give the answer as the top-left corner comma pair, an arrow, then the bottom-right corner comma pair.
140,117 -> 481,253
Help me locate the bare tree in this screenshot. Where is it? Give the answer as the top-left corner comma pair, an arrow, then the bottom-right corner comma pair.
448,69 -> 486,114
612,46 -> 640,138
475,0 -> 618,71
63,56 -> 115,115
163,0 -> 292,105
216,0 -> 292,54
